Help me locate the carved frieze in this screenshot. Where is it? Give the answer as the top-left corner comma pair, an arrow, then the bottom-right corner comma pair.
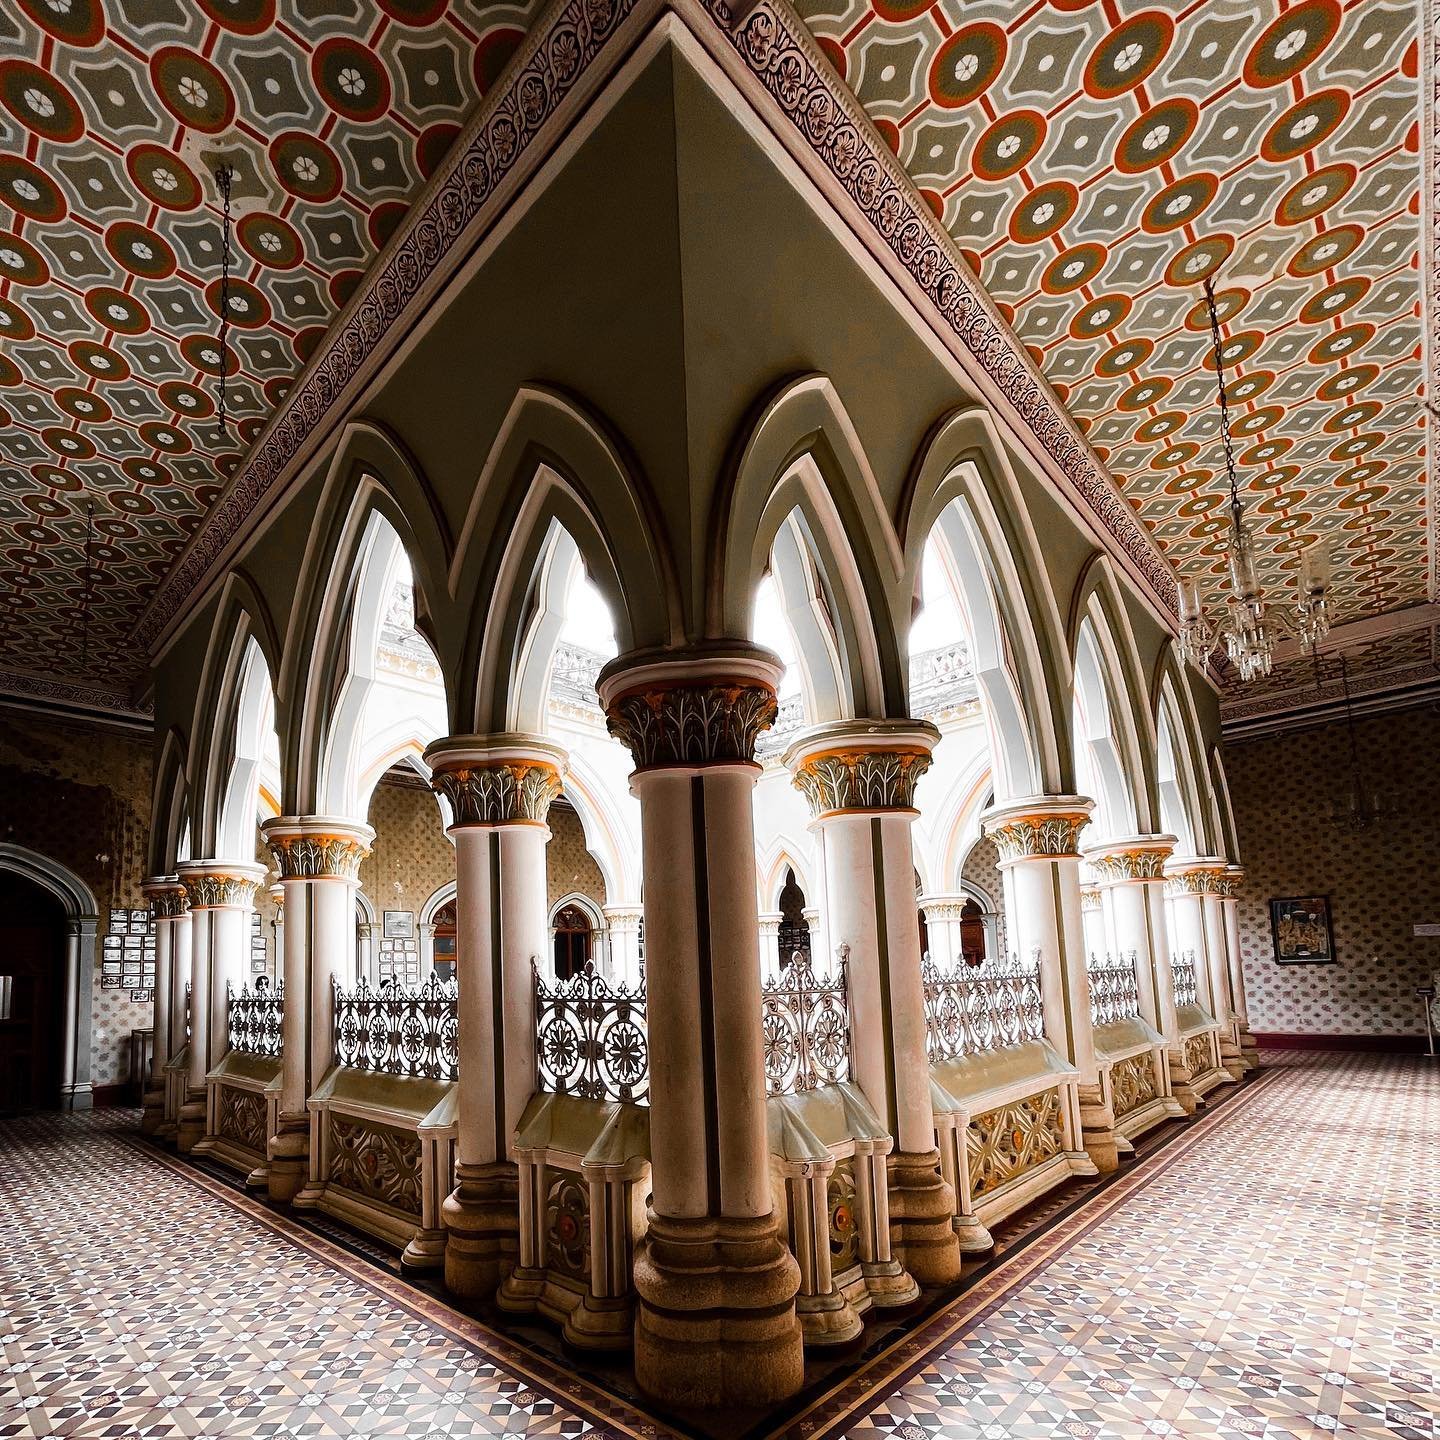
986,812 -> 1090,863
792,746 -> 932,817
966,1088 -> 1064,1198
430,759 -> 563,826
327,1115 -> 423,1216
605,680 -> 778,769
266,833 -> 370,881
217,1085 -> 266,1155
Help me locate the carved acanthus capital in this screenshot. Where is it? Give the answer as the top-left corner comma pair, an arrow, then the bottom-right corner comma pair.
424,734 -> 567,826
783,719 -> 940,818
983,797 -> 1094,864
142,876 -> 188,919
596,647 -> 783,771
1080,885 -> 1103,913
261,818 -> 373,880
177,861 -> 266,910
1163,859 -> 1231,898
1084,835 -> 1177,884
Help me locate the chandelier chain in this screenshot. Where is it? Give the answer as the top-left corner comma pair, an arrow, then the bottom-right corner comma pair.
1202,275 -> 1241,514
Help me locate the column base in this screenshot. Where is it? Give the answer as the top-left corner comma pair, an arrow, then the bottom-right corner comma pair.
1166,1051 -> 1198,1116
564,1291 -> 637,1353
267,1115 -> 310,1204
443,1161 -> 519,1303
796,1286 -> 864,1347
952,1214 -> 995,1256
859,1256 -> 921,1307
886,1150 -> 962,1287
633,1211 -> 803,1410
495,1265 -> 546,1314
140,1086 -> 166,1135
1218,1031 -> 1247,1081
1240,1028 -> 1260,1071
400,1227 -> 450,1273
176,1092 -> 206,1153
1077,1084 -> 1120,1174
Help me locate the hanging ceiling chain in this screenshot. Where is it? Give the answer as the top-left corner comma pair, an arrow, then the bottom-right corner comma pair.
1202,275 -> 1241,515
79,501 -> 95,670
215,163 -> 235,438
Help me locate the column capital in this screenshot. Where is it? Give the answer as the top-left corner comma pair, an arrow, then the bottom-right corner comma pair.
782,718 -> 939,818
982,796 -> 1094,863
268,882 -> 285,911
1083,834 -> 1177,883
758,912 -> 783,935
1163,856 -> 1232,897
601,903 -> 643,928
596,644 -> 782,771
261,816 -> 374,879
918,893 -> 970,922
1079,884 -> 1103,913
142,876 -> 189,918
424,733 -> 567,826
1222,863 -> 1246,895
176,860 -> 267,909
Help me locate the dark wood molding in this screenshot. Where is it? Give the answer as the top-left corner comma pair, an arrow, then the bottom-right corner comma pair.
1254,1032 -> 1430,1054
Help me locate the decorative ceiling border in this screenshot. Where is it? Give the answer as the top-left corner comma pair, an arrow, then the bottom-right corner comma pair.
134,0 -> 1178,662
0,668 -> 152,722
1424,0 -> 1439,606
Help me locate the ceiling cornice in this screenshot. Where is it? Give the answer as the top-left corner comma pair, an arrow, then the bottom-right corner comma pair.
0,667 -> 152,727
132,0 -> 1182,668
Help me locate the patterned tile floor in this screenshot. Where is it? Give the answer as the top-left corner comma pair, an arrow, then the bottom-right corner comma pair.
0,1051 -> 1434,1439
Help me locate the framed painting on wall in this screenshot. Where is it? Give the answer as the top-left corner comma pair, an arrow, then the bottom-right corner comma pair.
1269,896 -> 1336,964
383,910 -> 415,940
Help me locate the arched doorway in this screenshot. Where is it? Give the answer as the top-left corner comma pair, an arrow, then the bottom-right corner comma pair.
776,867 -> 810,971
959,897 -> 987,966
432,898 -> 456,983
0,872 -> 66,1114
552,904 -> 592,981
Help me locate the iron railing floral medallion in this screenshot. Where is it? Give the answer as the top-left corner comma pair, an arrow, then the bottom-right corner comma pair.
534,960 -> 649,1105
1171,951 -> 1200,1010
1087,952 -> 1142,1026
922,950 -> 1045,1060
227,981 -> 283,1057
333,973 -> 458,1081
760,948 -> 851,1096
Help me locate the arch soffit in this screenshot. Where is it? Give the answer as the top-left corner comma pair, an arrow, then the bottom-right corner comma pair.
556,755 -> 633,904
1068,554 -> 1160,830
900,405 -> 1067,794
710,375 -> 907,717
453,387 -> 680,731
279,424 -> 453,809
1209,746 -> 1240,863
215,637 -> 281,859
1151,646 -> 1216,855
148,726 -> 191,877
420,881 -> 457,926
0,843 -> 99,922
756,841 -> 814,912
932,759 -> 994,890
550,892 -> 605,929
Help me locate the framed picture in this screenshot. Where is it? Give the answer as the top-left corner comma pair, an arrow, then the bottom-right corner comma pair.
383,910 -> 415,940
1269,896 -> 1336,964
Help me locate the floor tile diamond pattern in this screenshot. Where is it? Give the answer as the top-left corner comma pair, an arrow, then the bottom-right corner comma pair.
0,1051 -> 1435,1439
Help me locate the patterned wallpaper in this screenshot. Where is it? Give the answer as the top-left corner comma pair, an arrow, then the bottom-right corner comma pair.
359,778 -> 453,925
1226,703 -> 1439,1036
546,801 -> 607,912
0,708 -> 153,1086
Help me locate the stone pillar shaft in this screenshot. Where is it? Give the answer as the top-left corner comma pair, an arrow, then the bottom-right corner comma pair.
600,647 -> 802,1410
785,720 -> 960,1290
141,877 -> 187,1134
425,734 -> 564,1304
261,818 -> 373,1204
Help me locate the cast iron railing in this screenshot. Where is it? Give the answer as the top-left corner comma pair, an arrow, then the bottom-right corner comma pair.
534,960 -> 649,1104
1171,950 -> 1199,1010
922,950 -> 1045,1060
228,981 -> 283,1056
761,949 -> 851,1096
1088,952 -> 1141,1026
333,974 -> 458,1081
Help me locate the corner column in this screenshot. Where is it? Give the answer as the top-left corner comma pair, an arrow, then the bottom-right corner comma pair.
175,861 -> 265,1152
983,798 -> 1119,1172
141,877 -> 187,1135
599,647 -> 803,1410
259,818 -> 374,1202
1222,865 -> 1258,1070
785,720 -> 961,1289
1084,836 -> 1187,1115
1165,858 -> 1241,1079
424,734 -> 565,1303
602,904 -> 644,985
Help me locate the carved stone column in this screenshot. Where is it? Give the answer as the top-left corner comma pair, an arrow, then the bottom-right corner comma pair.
758,912 -> 783,980
599,646 -> 803,1410
1164,858 -> 1241,1079
1222,865 -> 1259,1070
141,877 -> 187,1135
259,818 -> 374,1203
161,892 -> 192,1139
1084,837 -> 1187,1115
983,797 -> 1119,1172
423,734 -> 565,1305
919,895 -> 965,968
785,720 -> 961,1289
602,904 -> 643,985
175,861 -> 265,1153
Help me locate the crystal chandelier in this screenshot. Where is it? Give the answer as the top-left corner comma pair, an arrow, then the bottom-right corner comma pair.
1176,277 -> 1331,681
1329,655 -> 1394,832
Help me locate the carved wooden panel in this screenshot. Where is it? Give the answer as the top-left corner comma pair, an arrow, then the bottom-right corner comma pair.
1184,1033 -> 1215,1077
545,1172 -> 590,1282
966,1088 -> 1064,1199
1111,1053 -> 1159,1120
828,1158 -> 859,1272
327,1115 -> 422,1217
217,1085 -> 265,1155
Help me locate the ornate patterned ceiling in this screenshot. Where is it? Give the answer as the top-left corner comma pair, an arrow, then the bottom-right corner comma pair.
796,0 -> 1431,632
0,0 -> 1433,717
0,0 -> 537,693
